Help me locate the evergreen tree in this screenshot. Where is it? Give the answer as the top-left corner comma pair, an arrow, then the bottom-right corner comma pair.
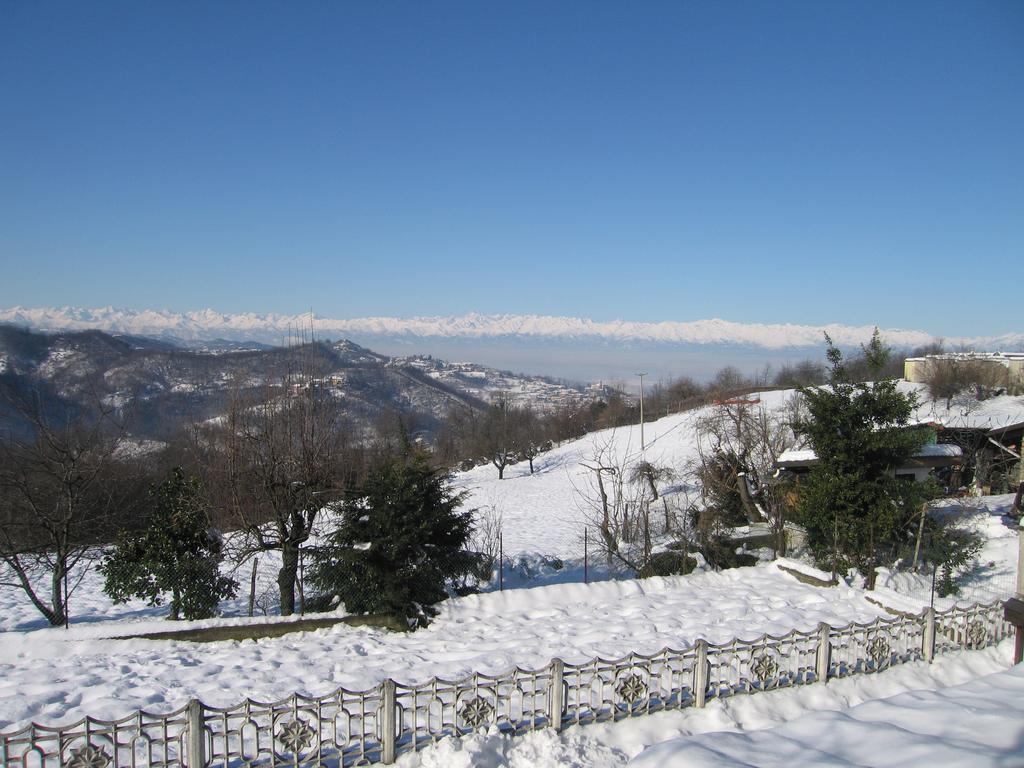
795,331 -> 938,587
308,450 -> 478,627
101,468 -> 237,620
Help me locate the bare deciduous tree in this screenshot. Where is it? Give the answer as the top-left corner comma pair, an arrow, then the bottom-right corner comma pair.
573,435 -> 677,574
692,397 -> 798,556
478,393 -> 515,480
0,394 -> 141,626
204,364 -> 352,616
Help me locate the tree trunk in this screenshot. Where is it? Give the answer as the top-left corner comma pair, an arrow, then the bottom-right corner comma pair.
170,588 -> 180,621
278,543 -> 300,616
831,512 -> 839,584
49,561 -> 66,627
248,557 -> 258,617
866,560 -> 878,590
645,470 -> 658,500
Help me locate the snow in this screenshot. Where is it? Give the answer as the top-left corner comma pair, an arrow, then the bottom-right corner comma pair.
775,448 -> 817,463
907,381 -> 1024,431
629,661 -> 1024,768
777,442 -> 962,465
0,381 -> 1020,765
396,645 -> 1017,767
6,305 -> 1022,350
0,563 -> 894,729
452,387 -> 801,558
877,493 -> 1022,607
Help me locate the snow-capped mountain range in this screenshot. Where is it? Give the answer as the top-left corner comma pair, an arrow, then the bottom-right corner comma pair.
3,306 -> 1020,350
3,306 -> 1021,384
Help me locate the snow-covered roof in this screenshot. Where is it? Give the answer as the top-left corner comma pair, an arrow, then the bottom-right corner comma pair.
777,448 -> 816,463
777,442 -> 962,465
905,351 -> 1024,363
904,381 -> 1024,432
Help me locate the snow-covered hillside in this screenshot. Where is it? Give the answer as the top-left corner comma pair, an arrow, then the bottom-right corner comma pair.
452,386 -> 799,559
452,381 -> 1024,560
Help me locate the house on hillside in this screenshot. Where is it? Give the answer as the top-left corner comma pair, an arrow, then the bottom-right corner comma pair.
927,418 -> 1024,494
776,442 -> 963,486
904,352 -> 1024,395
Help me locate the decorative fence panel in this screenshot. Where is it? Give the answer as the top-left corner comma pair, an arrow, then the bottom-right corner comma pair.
704,626 -> 820,702
560,647 -> 698,727
1,599 -> 1013,768
828,612 -> 927,678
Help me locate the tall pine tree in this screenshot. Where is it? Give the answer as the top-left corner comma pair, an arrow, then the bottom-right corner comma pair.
308,450 -> 478,627
795,331 -> 937,587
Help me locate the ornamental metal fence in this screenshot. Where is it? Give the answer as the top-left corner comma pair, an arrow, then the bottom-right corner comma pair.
1,599 -> 1014,768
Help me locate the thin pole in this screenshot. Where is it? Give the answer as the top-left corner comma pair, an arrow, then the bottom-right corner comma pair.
248,557 -> 258,617
499,532 -> 504,591
930,562 -> 938,610
584,528 -> 589,584
637,373 -> 647,451
298,550 -> 305,616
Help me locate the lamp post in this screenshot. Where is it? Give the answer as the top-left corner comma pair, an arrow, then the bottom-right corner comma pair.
637,372 -> 647,451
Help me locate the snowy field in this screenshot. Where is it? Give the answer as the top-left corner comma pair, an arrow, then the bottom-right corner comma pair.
629,655 -> 1024,768
0,562 -> 894,729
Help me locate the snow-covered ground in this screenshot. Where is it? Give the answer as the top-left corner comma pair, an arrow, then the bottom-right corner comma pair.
396,644 -> 1016,767
0,562 -> 895,729
876,492 -> 1021,609
629,655 -> 1024,768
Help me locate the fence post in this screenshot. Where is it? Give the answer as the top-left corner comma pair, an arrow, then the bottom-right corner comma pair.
816,623 -> 831,683
548,659 -> 565,731
186,699 -> 205,768
923,607 -> 936,663
693,640 -> 708,708
381,679 -> 397,764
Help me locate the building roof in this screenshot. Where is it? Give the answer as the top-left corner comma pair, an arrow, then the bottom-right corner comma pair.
777,442 -> 962,469
904,351 -> 1024,363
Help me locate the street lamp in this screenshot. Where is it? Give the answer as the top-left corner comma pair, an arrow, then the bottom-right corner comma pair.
637,372 -> 647,451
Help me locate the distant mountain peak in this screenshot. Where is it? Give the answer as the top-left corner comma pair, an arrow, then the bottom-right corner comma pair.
1,305 -> 1021,352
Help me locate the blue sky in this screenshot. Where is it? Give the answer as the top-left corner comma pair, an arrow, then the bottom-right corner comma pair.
1,1 -> 1021,336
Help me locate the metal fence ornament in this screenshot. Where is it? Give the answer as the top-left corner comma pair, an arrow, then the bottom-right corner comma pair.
277,717 -> 316,754
459,696 -> 494,729
66,744 -> 112,768
867,636 -> 891,666
750,653 -> 779,684
967,619 -> 987,648
615,673 -> 648,704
